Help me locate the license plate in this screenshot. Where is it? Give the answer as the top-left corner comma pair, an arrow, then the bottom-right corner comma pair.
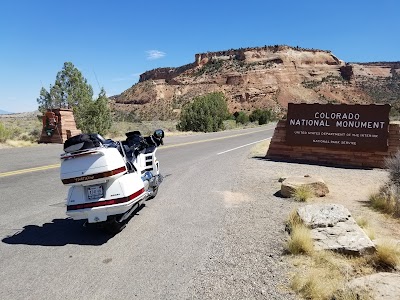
87,185 -> 103,200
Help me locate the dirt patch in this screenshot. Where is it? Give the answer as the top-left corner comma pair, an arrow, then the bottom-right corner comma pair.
317,169 -> 400,240
220,191 -> 251,208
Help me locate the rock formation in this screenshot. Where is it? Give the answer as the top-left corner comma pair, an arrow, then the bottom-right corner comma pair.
280,175 -> 329,198
346,273 -> 400,300
110,45 -> 400,120
296,204 -> 376,255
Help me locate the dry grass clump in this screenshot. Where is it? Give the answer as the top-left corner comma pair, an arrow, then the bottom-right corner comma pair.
292,185 -> 315,202
285,210 -> 314,255
291,251 -> 373,300
355,216 -> 376,240
290,251 -> 372,300
5,140 -> 38,148
286,210 -> 376,300
287,225 -> 314,255
371,239 -> 400,270
369,184 -> 400,216
362,226 -> 376,241
291,268 -> 339,300
355,216 -> 369,228
369,192 -> 390,211
370,152 -> 400,218
286,209 -> 303,228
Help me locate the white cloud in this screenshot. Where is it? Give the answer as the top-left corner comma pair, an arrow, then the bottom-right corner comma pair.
146,50 -> 166,60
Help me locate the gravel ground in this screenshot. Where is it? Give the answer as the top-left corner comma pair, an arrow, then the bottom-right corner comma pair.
187,144 -> 392,300
187,155 -> 299,299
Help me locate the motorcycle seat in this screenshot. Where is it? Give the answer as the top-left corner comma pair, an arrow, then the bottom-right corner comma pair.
64,134 -> 103,153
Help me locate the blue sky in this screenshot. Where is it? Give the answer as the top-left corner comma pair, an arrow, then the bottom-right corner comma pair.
0,0 -> 399,113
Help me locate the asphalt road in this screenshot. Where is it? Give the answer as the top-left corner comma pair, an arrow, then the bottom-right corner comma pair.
0,125 -> 275,299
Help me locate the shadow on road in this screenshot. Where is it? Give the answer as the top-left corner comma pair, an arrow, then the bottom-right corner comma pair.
2,199 -> 148,247
252,156 -> 373,170
2,218 -> 113,246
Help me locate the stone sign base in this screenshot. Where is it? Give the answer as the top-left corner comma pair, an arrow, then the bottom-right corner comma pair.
266,120 -> 400,168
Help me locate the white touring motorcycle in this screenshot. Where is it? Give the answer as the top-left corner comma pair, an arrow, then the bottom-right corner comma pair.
60,129 -> 164,233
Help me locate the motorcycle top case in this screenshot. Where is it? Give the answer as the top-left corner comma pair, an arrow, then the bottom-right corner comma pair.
60,147 -> 126,186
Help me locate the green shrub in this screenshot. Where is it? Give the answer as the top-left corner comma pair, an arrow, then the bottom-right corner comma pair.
223,119 -> 237,130
177,92 -> 229,132
9,126 -> 22,139
29,128 -> 41,142
235,111 -> 249,124
249,109 -> 261,122
74,88 -> 112,135
249,109 -> 273,125
195,60 -> 224,76
258,111 -> 270,125
0,122 -> 11,142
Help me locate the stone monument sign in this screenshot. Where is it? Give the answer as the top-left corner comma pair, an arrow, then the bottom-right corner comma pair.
39,109 -> 81,144
286,103 -> 390,151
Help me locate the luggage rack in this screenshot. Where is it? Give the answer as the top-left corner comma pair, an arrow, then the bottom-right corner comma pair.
60,148 -> 105,160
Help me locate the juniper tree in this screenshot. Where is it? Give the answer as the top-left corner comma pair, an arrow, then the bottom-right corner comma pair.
177,92 -> 229,132
37,62 -> 112,134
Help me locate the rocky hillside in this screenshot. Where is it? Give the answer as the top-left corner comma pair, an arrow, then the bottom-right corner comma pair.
111,45 -> 400,120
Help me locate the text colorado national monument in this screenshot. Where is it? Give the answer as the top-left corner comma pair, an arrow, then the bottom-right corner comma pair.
286,103 -> 391,151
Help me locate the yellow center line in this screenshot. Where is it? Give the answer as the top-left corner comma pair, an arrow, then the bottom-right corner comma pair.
0,127 -> 273,178
0,164 -> 61,178
161,128 -> 273,149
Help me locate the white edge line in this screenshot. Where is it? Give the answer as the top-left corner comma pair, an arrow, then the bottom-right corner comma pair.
217,138 -> 271,155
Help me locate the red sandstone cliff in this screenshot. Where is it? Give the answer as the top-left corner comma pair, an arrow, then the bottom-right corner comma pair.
111,45 -> 400,120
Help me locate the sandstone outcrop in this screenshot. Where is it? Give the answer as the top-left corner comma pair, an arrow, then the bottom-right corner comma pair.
296,204 -> 376,255
280,175 -> 329,198
346,273 -> 400,300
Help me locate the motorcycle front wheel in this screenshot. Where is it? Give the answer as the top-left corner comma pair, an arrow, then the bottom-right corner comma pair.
148,187 -> 158,200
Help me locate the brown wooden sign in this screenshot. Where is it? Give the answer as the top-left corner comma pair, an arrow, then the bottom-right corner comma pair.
286,103 -> 390,151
